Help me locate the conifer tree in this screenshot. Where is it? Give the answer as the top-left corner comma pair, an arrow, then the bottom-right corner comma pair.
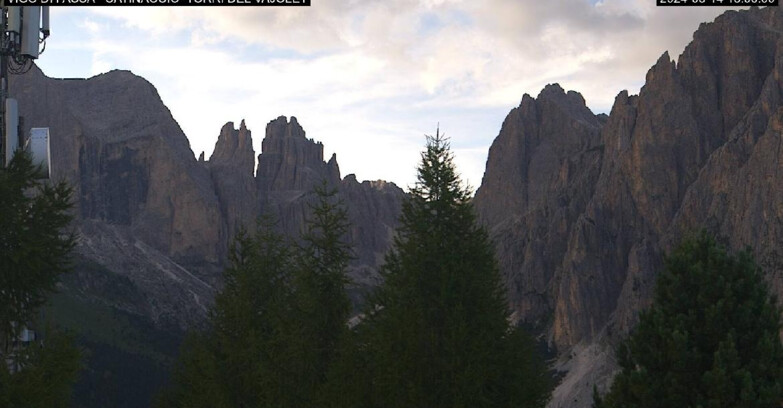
293,183 -> 353,405
0,151 -> 74,340
598,232 -> 783,408
215,218 -> 297,407
0,151 -> 80,406
154,330 -> 226,408
358,130 -> 550,408
159,217 -> 297,408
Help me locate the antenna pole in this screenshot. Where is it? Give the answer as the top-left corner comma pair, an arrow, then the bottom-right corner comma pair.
0,6 -> 49,170
1,6 -> 8,168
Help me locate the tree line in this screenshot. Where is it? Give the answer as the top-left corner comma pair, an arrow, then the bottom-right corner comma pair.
4,134 -> 783,407
156,132 -> 551,407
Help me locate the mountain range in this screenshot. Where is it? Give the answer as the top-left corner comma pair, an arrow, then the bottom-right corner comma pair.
8,5 -> 783,408
10,64 -> 404,406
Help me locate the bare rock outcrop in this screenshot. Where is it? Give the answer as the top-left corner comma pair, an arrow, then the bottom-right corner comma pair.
257,115 -> 340,194
255,116 -> 404,290
474,84 -> 605,331
8,70 -> 403,330
340,174 -> 404,291
208,120 -> 258,257
474,6 -> 783,407
10,67 -> 223,327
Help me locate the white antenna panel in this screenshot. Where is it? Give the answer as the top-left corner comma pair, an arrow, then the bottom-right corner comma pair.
20,7 -> 40,58
27,127 -> 50,178
4,98 -> 18,166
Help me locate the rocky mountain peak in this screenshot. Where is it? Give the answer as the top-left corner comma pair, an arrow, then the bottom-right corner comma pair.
538,83 -> 602,127
209,121 -> 255,175
552,4 -> 783,351
257,116 -> 340,192
327,153 -> 340,178
9,62 -> 226,330
473,82 -> 604,340
539,82 -> 565,94
472,6 -> 783,407
266,115 -> 306,140
646,51 -> 673,82
475,83 -> 603,227
207,120 -> 258,256
11,55 -> 406,408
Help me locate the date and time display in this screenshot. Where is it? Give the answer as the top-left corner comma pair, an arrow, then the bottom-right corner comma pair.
659,0 -> 777,5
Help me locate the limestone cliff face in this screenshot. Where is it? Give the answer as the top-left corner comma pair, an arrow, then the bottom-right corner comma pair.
255,116 -> 403,291
208,120 -> 258,258
9,71 -> 402,329
257,115 -> 341,194
340,175 -> 404,290
475,6 -> 783,407
10,67 -> 223,326
555,6 -> 783,351
12,68 -> 223,267
474,84 -> 605,330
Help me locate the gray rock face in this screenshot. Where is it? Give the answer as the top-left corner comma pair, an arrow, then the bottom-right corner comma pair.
257,116 -> 341,194
8,69 -> 403,329
474,6 -> 783,407
474,83 -> 605,331
208,120 -> 258,258
11,67 -> 223,326
254,116 -> 403,291
340,174 -> 404,289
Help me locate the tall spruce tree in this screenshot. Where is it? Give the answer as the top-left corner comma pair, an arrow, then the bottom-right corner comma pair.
598,232 -> 783,408
215,218 -> 298,407
157,216 -> 299,408
0,151 -> 81,407
357,131 -> 549,408
293,183 -> 353,405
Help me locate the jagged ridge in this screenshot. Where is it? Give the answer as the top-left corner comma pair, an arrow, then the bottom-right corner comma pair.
474,6 -> 783,407
9,68 -> 404,329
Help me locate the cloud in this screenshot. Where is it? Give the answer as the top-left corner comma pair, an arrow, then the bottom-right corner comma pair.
37,1 -> 747,188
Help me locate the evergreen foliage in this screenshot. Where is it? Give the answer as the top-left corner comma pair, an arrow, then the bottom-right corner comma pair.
160,184 -> 353,408
160,135 -> 552,407
0,151 -> 74,338
598,232 -> 783,408
0,151 -> 81,406
214,217 -> 297,407
0,328 -> 81,408
293,183 -> 353,404
356,130 -> 550,408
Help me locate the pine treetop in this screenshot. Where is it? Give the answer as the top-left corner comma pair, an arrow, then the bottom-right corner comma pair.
600,232 -> 783,408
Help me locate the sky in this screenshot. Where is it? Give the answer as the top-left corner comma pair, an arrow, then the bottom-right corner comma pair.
35,1 -> 746,190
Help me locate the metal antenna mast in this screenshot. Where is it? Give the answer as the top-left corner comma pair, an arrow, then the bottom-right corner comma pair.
0,5 -> 50,175
0,5 -> 52,369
